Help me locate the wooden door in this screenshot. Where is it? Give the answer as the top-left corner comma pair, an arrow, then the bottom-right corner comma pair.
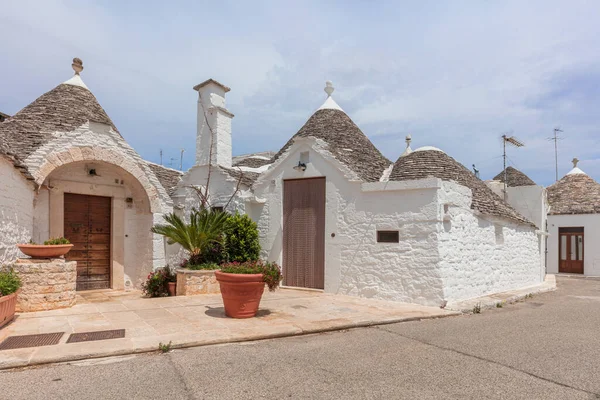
283,178 -> 326,289
559,227 -> 584,274
64,193 -> 112,290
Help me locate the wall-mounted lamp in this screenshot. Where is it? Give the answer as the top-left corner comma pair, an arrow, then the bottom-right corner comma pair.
293,161 -> 307,172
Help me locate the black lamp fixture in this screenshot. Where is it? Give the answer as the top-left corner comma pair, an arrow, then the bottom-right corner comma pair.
293,161 -> 307,172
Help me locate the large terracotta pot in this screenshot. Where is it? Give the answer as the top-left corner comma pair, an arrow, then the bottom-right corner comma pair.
0,291 -> 18,329
215,271 -> 265,318
167,282 -> 177,297
17,244 -> 73,259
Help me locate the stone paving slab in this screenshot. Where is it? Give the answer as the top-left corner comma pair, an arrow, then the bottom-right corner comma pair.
0,289 -> 458,369
445,274 -> 557,313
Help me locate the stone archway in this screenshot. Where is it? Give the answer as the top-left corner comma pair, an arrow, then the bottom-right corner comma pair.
32,146 -> 164,213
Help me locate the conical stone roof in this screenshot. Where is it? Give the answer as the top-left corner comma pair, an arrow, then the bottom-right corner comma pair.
271,108 -> 391,182
493,166 -> 536,187
389,148 -> 532,225
0,81 -> 118,163
547,170 -> 600,215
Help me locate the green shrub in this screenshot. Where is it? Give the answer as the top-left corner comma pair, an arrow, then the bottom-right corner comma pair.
0,268 -> 21,297
220,260 -> 282,291
44,237 -> 70,245
183,261 -> 219,271
225,213 -> 260,262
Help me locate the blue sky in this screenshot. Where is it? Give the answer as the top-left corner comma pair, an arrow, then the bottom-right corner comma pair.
1,0 -> 599,185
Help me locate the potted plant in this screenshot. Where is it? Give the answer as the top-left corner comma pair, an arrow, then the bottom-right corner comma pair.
215,260 -> 282,318
17,237 -> 73,259
164,265 -> 177,296
0,268 -> 21,329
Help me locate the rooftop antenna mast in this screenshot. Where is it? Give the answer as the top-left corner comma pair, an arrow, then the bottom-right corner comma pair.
169,157 -> 176,168
502,134 -> 525,201
160,149 -> 163,166
547,128 -> 563,182
180,149 -> 185,171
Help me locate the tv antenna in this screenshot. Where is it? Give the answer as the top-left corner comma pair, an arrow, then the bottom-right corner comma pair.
502,134 -> 525,201
547,128 -> 563,182
180,148 -> 185,171
159,149 -> 163,166
169,157 -> 176,168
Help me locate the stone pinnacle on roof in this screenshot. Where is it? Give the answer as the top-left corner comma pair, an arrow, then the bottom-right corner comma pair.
72,58 -> 84,75
63,57 -> 89,90
400,134 -> 413,157
567,157 -> 586,176
317,81 -> 344,112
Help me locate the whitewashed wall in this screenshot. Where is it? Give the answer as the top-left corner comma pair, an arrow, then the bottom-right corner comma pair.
253,141 -> 448,306
486,181 -> 547,230
547,214 -> 600,276
0,157 -> 34,265
438,181 -> 542,302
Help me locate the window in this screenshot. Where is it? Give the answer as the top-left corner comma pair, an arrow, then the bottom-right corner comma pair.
377,231 -> 399,243
211,206 -> 224,213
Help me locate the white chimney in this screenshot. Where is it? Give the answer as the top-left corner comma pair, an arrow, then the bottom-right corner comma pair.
193,79 -> 234,167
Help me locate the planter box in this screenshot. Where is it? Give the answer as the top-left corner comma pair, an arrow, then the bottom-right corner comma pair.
176,269 -> 220,296
10,258 -> 77,312
0,291 -> 18,329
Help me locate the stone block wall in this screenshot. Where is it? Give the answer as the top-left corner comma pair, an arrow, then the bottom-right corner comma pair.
176,269 -> 220,295
10,258 -> 77,312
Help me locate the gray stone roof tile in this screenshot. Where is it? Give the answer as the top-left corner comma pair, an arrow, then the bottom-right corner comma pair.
547,173 -> 600,215
390,150 -> 533,225
493,166 -> 536,187
271,109 -> 390,182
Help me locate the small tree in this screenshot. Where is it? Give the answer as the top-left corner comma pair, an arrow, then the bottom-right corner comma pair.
151,209 -> 229,265
225,213 -> 260,262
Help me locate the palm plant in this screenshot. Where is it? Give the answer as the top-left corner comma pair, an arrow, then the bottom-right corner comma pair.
151,209 -> 230,265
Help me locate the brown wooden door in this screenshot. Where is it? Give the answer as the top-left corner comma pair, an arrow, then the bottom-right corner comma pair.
559,227 -> 584,274
283,178 -> 326,289
64,193 -> 112,290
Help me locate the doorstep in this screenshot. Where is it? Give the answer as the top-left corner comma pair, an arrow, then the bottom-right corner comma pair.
445,274 -> 557,313
0,289 -> 458,370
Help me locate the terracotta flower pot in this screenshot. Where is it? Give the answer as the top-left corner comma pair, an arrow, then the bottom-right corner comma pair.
17,244 -> 73,259
167,282 -> 177,297
215,271 -> 265,318
0,291 -> 18,329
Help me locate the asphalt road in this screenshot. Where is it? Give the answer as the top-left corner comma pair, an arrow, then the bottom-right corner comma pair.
1,277 -> 599,400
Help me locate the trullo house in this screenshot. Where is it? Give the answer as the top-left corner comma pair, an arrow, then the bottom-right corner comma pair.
0,60 -> 544,306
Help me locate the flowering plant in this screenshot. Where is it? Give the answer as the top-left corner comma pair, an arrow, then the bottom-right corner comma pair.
141,267 -> 171,297
220,260 -> 282,291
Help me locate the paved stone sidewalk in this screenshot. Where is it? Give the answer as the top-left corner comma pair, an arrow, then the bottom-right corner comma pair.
0,289 -> 458,369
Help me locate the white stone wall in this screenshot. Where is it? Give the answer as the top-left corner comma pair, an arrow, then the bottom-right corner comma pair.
437,181 -> 542,302
0,157 -> 34,264
253,141 -> 447,306
547,214 -> 600,276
